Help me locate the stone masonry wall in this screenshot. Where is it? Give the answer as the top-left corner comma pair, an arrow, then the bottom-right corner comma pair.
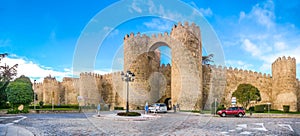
61,77 -> 79,105
202,65 -> 273,110
272,56 -> 298,111
41,76 -> 61,105
297,80 -> 300,111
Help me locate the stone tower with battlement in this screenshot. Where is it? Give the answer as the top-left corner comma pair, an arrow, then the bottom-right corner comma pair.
123,22 -> 202,110
41,76 -> 63,105
272,56 -> 298,111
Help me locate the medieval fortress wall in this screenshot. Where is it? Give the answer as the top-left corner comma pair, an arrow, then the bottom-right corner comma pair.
34,22 -> 300,112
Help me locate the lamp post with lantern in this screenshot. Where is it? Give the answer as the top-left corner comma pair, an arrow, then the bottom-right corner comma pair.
33,80 -> 36,110
121,70 -> 135,113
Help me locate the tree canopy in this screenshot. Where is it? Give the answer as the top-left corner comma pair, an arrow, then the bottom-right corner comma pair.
6,76 -> 33,107
0,53 -> 18,108
232,84 -> 261,108
202,54 -> 214,65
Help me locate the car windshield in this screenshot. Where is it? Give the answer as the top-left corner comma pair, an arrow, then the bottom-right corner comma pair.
228,107 -> 237,110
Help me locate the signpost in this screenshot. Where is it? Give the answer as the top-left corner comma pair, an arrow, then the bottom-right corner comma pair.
231,97 -> 237,106
97,104 -> 101,117
266,102 -> 271,113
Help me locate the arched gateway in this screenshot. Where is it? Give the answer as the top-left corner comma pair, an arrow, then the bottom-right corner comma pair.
123,22 -> 203,110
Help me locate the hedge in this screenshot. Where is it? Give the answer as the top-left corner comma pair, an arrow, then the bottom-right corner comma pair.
254,105 -> 266,113
30,104 -> 79,109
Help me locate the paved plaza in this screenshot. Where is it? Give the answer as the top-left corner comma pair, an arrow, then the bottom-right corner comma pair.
1,111 -> 300,135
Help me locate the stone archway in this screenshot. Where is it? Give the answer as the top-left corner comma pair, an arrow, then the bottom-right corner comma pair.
123,22 -> 203,110
164,98 -> 172,110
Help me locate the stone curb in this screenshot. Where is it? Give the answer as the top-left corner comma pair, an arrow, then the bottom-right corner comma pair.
92,113 -> 161,121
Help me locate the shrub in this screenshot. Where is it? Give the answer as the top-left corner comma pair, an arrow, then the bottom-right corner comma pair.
39,101 -> 44,108
215,105 -> 226,113
1,102 -> 11,109
117,112 -> 141,116
7,107 -> 29,114
7,109 -> 19,114
249,106 -> 254,111
37,104 -> 79,109
283,105 -> 290,113
114,107 -> 124,110
19,108 -> 29,113
254,105 -> 265,113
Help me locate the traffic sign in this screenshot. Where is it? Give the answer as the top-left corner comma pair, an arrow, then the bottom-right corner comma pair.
231,97 -> 237,105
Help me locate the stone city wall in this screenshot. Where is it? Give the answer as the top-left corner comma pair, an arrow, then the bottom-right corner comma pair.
33,22 -> 299,112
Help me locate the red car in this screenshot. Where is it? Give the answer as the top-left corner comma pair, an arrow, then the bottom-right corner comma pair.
217,107 -> 245,117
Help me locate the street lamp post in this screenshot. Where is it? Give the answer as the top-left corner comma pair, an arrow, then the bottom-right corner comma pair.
121,70 -> 135,113
34,80 -> 36,110
267,102 -> 271,113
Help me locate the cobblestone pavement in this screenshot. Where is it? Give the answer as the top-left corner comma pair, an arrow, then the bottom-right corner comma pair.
4,111 -> 300,135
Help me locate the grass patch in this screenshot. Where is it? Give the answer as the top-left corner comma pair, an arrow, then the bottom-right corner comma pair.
117,112 -> 141,116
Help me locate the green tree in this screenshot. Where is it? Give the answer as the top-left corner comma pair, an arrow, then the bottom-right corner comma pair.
0,53 -> 18,108
202,54 -> 214,65
232,84 -> 261,108
5,76 -> 33,112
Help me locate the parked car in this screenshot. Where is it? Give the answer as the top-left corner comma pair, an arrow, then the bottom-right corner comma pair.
217,107 -> 245,117
149,103 -> 167,113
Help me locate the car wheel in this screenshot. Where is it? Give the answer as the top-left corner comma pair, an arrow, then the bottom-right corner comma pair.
221,112 -> 226,117
238,113 -> 243,117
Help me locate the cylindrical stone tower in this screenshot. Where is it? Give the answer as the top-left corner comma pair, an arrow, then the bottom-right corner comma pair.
272,56 -> 297,111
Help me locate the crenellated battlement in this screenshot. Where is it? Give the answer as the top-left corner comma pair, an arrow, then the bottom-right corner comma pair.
203,64 -> 272,79
124,32 -> 150,41
123,31 -> 171,43
62,77 -> 78,82
79,72 -> 102,78
171,22 -> 199,32
272,56 -> 296,66
272,56 -> 296,80
35,82 -> 43,86
171,21 -> 200,38
101,71 -> 122,80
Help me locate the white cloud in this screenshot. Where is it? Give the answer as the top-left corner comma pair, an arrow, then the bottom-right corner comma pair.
188,1 -> 213,17
1,56 -> 72,82
242,39 -> 261,56
274,42 -> 287,51
226,60 -> 254,70
129,0 -> 142,13
143,19 -> 174,31
146,1 -> 185,21
103,26 -> 119,37
93,69 -> 113,75
229,0 -> 300,79
259,63 -> 271,73
239,11 -> 246,22
199,8 -> 213,17
239,0 -> 275,28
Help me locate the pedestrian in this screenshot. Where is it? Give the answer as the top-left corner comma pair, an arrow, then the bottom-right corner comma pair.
173,104 -> 176,113
176,103 -> 180,112
145,102 -> 149,114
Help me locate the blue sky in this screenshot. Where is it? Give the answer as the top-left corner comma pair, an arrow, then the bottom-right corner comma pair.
0,0 -> 300,81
